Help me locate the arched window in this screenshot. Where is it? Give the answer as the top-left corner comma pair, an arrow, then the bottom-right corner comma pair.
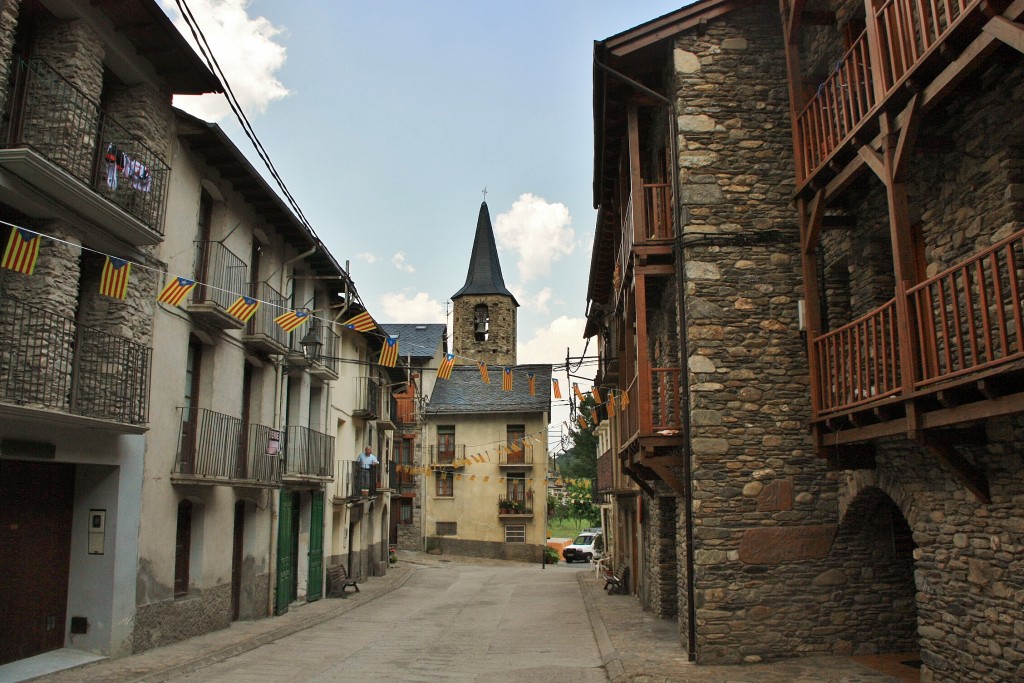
473,304 -> 489,341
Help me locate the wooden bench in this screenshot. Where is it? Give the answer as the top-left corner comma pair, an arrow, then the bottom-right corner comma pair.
327,564 -> 360,598
604,563 -> 629,595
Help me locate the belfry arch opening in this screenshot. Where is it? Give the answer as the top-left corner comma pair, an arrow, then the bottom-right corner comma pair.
473,304 -> 489,341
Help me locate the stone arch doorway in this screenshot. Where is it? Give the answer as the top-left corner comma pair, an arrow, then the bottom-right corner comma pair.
831,486 -> 919,666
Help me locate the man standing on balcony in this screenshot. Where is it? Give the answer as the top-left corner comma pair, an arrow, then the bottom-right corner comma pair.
357,445 -> 378,494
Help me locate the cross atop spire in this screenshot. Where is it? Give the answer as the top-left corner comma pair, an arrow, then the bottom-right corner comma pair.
482,186 -> 488,202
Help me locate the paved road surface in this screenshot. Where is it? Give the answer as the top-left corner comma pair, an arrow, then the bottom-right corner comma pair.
166,559 -> 607,683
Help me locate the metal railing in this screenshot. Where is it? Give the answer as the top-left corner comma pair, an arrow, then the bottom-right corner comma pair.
245,281 -> 287,348
497,490 -> 535,515
0,58 -> 169,233
282,425 -> 334,479
428,443 -> 466,465
175,407 -> 241,477
192,241 -> 248,311
353,376 -> 381,418
345,462 -> 379,497
0,296 -> 150,425
498,443 -> 534,465
241,423 -> 283,484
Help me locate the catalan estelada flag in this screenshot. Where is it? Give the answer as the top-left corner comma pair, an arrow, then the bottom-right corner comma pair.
99,257 -> 131,299
590,408 -> 599,424
478,361 -> 490,384
341,310 -> 374,332
607,391 -> 616,417
1,228 -> 41,275
591,386 -> 602,403
573,383 -> 585,402
274,310 -> 309,333
620,389 -> 630,409
552,378 -> 562,399
502,367 -> 513,391
527,372 -> 536,396
379,336 -> 399,368
157,277 -> 196,306
226,295 -> 260,323
437,353 -> 455,380
577,415 -> 588,430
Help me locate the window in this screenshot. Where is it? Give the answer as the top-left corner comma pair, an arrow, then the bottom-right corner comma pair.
399,498 -> 413,524
506,424 -> 525,463
436,521 -> 457,536
507,472 -> 526,502
505,525 -> 526,543
473,304 -> 489,341
437,425 -> 455,464
174,500 -> 192,597
435,471 -> 453,497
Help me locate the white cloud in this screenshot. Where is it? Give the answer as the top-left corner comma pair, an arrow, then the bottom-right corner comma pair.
494,193 -> 576,282
354,252 -> 378,264
160,0 -> 290,121
377,291 -> 446,324
518,315 -> 586,366
391,252 -> 415,273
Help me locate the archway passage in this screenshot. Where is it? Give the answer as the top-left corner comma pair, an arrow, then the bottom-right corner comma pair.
832,487 -> 920,682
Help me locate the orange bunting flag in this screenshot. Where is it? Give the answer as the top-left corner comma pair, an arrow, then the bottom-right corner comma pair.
573,383 -> 585,402
591,386 -> 602,403
607,391 -> 616,417
157,277 -> 196,306
226,295 -> 260,323
99,257 -> 131,299
510,440 -> 521,452
478,362 -> 490,384
2,228 -> 41,275
527,372 -> 536,396
620,390 -> 630,409
437,353 -> 455,380
502,367 -> 513,391
498,477 -> 505,484
577,415 -> 588,430
455,473 -> 462,480
590,408 -> 599,424
378,336 -> 399,368
273,310 -> 310,333
341,310 -> 374,332
552,378 -> 562,399
470,475 -> 476,481
476,454 -> 486,463
483,476 -> 490,482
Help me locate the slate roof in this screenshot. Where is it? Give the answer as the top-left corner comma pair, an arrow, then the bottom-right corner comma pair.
426,364 -> 552,415
451,202 -> 519,306
380,324 -> 447,360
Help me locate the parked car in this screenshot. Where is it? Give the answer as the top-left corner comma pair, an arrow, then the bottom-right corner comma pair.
563,531 -> 603,563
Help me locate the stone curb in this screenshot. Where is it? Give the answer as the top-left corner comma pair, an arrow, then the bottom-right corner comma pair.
577,571 -> 625,682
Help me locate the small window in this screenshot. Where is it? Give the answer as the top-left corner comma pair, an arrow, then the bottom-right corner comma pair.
505,525 -> 526,543
436,521 -> 457,536
399,498 -> 413,524
435,471 -> 453,497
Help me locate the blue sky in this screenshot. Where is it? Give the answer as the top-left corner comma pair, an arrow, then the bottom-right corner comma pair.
160,0 -> 691,447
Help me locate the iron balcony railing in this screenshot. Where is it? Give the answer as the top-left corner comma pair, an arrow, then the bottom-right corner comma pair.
353,376 -> 381,418
173,408 -> 281,485
0,296 -> 150,425
497,490 -> 535,515
428,443 -> 466,465
346,461 -> 380,497
192,241 -> 248,311
244,281 -> 287,349
282,425 -> 334,479
1,57 -> 169,232
498,443 -> 535,465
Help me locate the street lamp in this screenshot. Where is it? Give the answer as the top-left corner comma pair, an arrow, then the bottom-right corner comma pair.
299,327 -> 322,366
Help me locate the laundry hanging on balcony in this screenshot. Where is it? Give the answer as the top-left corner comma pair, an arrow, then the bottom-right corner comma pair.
104,144 -> 152,192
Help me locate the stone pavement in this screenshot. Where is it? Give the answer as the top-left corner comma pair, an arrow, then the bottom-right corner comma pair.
23,553 -> 914,683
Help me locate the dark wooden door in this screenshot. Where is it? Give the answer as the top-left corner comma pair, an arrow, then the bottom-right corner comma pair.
275,491 -> 293,616
230,500 -> 244,620
306,491 -> 323,602
289,492 -> 300,603
0,460 -> 75,665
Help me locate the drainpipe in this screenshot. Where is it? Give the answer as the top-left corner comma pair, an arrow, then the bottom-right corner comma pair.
598,56 -> 696,660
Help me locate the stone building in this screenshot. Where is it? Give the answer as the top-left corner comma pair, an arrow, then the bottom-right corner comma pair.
586,0 -> 1023,680
0,0 -> 220,666
421,202 -> 552,560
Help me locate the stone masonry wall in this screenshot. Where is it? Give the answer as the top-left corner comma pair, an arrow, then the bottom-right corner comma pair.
672,5 -> 858,663
132,582 -> 231,653
0,0 -> 20,116
452,294 -> 517,367
642,494 -> 678,618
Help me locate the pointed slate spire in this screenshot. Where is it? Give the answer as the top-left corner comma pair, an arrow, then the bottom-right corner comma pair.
451,202 -> 519,306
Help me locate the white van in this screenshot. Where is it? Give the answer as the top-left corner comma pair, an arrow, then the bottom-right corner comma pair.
562,531 -> 603,563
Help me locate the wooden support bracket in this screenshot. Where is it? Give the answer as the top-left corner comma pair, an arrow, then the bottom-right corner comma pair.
647,461 -> 687,498
918,433 -> 991,504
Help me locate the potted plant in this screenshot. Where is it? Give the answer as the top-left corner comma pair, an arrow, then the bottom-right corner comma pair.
499,498 -> 514,514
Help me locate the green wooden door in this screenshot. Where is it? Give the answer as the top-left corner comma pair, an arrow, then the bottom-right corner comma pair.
275,491 -> 293,615
307,490 -> 324,602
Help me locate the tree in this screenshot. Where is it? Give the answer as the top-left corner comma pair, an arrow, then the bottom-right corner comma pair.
556,394 -> 599,479
562,477 -> 600,528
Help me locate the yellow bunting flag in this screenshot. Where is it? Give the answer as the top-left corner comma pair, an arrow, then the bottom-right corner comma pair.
455,473 -> 462,480
498,477 -> 505,484
478,361 -> 490,384
483,476 -> 490,482
99,257 -> 131,299
226,295 -> 260,323
591,386 -> 602,403
437,353 -> 455,380
577,415 -> 588,430
620,390 -> 630,409
157,277 -> 196,307
573,383 -> 585,402
502,367 -> 513,391
273,310 -> 310,333
341,310 -> 374,332
470,475 -> 476,481
1,228 -> 41,275
607,392 -> 616,417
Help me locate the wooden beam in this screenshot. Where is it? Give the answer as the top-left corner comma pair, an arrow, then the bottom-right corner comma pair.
623,466 -> 657,496
892,93 -> 920,182
918,433 -> 991,504
858,144 -> 886,182
982,15 -> 1024,53
802,188 -> 825,255
647,461 -> 687,498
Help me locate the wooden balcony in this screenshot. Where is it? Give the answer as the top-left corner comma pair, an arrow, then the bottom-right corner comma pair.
617,367 -> 686,453
812,227 -> 1024,441
792,0 -> 1009,189
615,182 -> 674,308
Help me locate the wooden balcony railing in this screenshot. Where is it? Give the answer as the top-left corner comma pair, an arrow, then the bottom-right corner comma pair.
616,367 -> 683,446
616,183 -> 674,305
0,295 -> 151,425
814,299 -> 902,413
812,227 -> 1024,415
794,0 -> 985,182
